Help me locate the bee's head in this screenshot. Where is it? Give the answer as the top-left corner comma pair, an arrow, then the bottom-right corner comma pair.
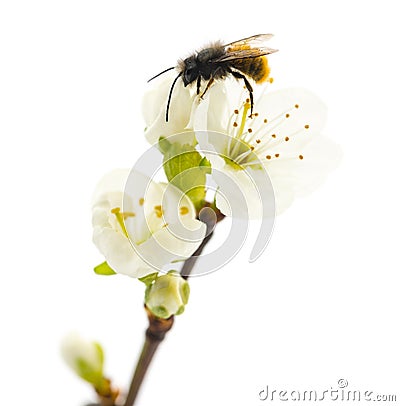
182,56 -> 199,86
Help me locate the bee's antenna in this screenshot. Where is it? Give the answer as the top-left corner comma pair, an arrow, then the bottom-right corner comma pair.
148,67 -> 176,82
166,72 -> 182,122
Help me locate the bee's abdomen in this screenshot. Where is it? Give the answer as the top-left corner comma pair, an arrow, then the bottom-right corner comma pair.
231,56 -> 271,83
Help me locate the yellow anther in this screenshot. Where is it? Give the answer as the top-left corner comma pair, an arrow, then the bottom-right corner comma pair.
154,205 -> 163,218
180,206 -> 189,215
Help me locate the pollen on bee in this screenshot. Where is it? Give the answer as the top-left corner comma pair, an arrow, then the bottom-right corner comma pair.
266,155 -> 271,160
233,122 -> 238,127
285,136 -> 289,141
305,124 -> 310,129
180,206 -> 189,215
299,155 -> 304,160
139,197 -> 144,206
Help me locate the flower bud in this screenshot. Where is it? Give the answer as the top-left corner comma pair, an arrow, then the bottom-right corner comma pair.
145,271 -> 190,319
60,332 -> 104,386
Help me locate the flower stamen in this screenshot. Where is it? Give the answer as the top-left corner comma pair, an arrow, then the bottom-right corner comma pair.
154,205 -> 163,218
111,207 -> 135,238
235,148 -> 253,164
180,206 -> 189,215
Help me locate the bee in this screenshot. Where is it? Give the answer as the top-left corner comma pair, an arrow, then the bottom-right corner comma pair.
148,34 -> 278,122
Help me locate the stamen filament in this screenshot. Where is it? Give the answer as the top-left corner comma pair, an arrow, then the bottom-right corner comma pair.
235,148 -> 253,164
111,207 -> 130,238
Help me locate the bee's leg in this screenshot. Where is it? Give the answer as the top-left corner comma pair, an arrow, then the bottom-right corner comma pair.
197,76 -> 201,95
200,78 -> 215,99
228,69 -> 254,117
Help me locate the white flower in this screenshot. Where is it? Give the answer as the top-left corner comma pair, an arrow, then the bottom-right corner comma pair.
193,80 -> 342,216
145,271 -> 190,319
142,71 -> 197,146
92,169 -> 206,278
60,332 -> 104,384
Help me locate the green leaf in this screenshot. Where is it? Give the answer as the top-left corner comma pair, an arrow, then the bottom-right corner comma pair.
163,143 -> 209,210
94,262 -> 116,276
139,272 -> 158,286
199,156 -> 212,174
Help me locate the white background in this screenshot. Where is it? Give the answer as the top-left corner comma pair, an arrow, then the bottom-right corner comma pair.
1,0 -> 399,405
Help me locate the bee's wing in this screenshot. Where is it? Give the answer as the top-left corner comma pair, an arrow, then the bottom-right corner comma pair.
213,47 -> 278,63
223,33 -> 274,48
211,34 -> 277,62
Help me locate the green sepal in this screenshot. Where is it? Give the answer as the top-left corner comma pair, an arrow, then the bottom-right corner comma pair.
93,342 -> 104,370
151,305 -> 169,319
75,357 -> 103,386
180,281 -> 190,305
139,272 -> 158,286
144,284 -> 152,303
94,262 -> 116,276
175,305 -> 185,316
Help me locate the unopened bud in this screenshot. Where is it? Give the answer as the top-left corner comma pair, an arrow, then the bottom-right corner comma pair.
60,332 -> 104,386
145,271 -> 190,319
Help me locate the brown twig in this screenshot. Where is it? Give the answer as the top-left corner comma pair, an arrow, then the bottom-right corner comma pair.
123,308 -> 174,406
122,205 -> 223,406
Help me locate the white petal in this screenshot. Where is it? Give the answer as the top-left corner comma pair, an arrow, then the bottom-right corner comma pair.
142,72 -> 195,145
193,129 -> 228,169
136,224 -> 205,270
92,169 -> 130,206
213,165 -> 275,219
157,183 -> 197,220
92,169 -> 207,276
264,137 -> 342,213
253,88 -> 327,154
93,226 -> 154,277
142,72 -> 178,125
192,80 -> 231,133
60,332 -> 102,374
